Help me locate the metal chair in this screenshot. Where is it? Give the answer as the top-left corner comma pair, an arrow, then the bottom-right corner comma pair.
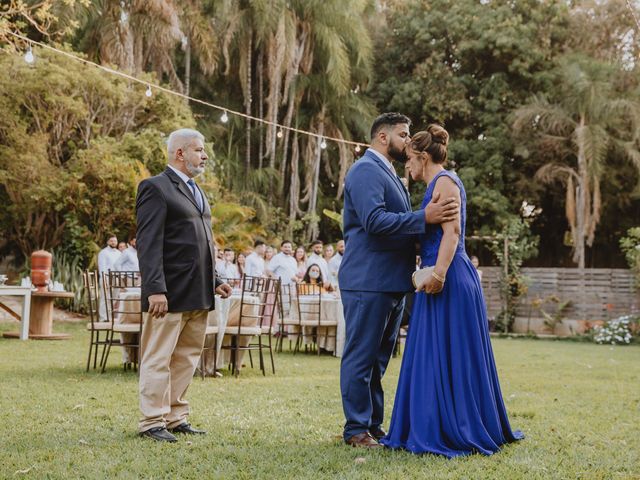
220,275 -> 280,376
83,270 -> 112,371
100,271 -> 143,373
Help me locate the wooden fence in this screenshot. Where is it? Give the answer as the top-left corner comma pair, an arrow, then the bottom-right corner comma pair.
480,267 -> 639,324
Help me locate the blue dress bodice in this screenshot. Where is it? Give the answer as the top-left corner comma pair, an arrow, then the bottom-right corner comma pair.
419,170 -> 467,265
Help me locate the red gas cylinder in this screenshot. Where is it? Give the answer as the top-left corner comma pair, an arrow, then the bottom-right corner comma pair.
31,250 -> 52,292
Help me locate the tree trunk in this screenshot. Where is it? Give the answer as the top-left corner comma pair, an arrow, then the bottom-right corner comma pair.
244,35 -> 253,176
288,131 -> 301,239
306,116 -> 325,241
184,37 -> 191,98
574,118 -> 587,269
257,47 -> 264,169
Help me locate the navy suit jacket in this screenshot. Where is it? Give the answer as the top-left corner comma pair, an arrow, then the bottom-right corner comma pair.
338,149 -> 426,293
136,167 -> 222,312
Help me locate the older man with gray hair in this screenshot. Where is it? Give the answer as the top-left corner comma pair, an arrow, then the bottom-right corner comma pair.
136,128 -> 232,442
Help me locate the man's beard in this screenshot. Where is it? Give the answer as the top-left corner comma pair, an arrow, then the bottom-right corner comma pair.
186,162 -> 205,177
388,141 -> 408,163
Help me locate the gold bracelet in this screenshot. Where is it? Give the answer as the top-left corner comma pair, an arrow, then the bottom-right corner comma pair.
432,271 -> 445,283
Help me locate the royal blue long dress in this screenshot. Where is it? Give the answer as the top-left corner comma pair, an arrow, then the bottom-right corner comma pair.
380,170 -> 524,457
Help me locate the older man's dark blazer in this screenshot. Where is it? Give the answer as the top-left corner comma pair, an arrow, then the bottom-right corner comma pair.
136,167 -> 222,312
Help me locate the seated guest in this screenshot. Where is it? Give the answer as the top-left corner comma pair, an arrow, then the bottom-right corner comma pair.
245,240 -> 266,277
117,241 -> 128,252
267,240 -> 299,284
294,246 -> 308,279
113,236 -> 139,272
300,263 -> 333,294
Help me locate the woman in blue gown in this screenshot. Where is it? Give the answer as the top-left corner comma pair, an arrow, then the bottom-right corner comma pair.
380,125 -> 523,457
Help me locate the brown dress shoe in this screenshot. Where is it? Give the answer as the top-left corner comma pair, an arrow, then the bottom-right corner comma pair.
345,432 -> 381,448
370,427 -> 387,441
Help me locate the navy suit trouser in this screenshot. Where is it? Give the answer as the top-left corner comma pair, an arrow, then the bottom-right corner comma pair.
340,289 -> 405,440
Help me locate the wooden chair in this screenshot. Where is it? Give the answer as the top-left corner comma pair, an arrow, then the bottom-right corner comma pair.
83,270 -> 112,371
100,271 -> 143,373
295,283 -> 337,355
275,283 -> 301,352
220,275 -> 280,376
199,325 -> 219,379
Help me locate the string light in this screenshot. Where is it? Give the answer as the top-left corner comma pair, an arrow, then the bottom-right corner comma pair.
276,129 -> 284,139
8,31 -> 368,150
24,45 -> 34,64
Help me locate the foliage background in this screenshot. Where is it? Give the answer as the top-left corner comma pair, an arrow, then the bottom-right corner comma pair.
0,0 -> 639,271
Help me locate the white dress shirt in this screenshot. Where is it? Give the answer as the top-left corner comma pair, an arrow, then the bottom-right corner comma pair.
244,251 -> 265,277
98,247 -> 121,274
113,246 -> 139,272
368,147 -> 395,172
328,253 -> 342,286
306,253 -> 330,284
268,252 -> 299,284
222,261 -> 240,280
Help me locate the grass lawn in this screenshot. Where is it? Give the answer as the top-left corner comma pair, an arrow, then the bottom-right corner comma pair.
1,321 -> 639,479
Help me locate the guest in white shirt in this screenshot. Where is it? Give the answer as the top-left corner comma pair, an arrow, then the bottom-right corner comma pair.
267,240 -> 299,284
294,246 -> 308,279
113,236 -> 139,272
222,248 -> 240,281
245,240 -> 266,277
307,240 -> 330,284
214,246 -> 226,277
97,234 -> 122,321
264,245 -> 275,273
328,239 -> 344,287
470,255 -> 483,282
323,244 -> 334,263
117,241 -> 127,252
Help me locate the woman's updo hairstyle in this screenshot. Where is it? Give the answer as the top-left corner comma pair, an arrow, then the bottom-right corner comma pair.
409,124 -> 449,165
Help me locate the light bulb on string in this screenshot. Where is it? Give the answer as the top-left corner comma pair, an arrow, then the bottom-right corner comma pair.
24,46 -> 34,64
145,85 -> 152,97
320,138 -> 327,150
220,110 -> 229,123
276,129 -> 284,139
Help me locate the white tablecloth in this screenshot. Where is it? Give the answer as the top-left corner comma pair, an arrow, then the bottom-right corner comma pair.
289,295 -> 345,357
201,293 -> 261,375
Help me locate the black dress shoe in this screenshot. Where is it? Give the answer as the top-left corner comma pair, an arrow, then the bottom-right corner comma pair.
169,423 -> 207,435
139,427 -> 177,443
369,427 -> 387,441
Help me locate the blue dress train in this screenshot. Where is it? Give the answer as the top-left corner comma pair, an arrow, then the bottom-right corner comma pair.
380,170 -> 524,457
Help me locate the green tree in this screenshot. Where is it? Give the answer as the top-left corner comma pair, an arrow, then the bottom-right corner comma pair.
513,55 -> 640,268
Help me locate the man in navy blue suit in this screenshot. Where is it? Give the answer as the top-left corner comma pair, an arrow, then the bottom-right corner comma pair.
339,113 -> 458,447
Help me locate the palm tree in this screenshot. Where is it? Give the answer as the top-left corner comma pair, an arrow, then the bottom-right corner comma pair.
513,55 -> 640,268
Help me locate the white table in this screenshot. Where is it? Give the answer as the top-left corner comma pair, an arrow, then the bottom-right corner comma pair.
289,295 -> 345,357
0,286 -> 32,340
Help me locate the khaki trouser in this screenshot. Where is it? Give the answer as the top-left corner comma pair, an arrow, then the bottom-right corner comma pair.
138,310 -> 208,432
